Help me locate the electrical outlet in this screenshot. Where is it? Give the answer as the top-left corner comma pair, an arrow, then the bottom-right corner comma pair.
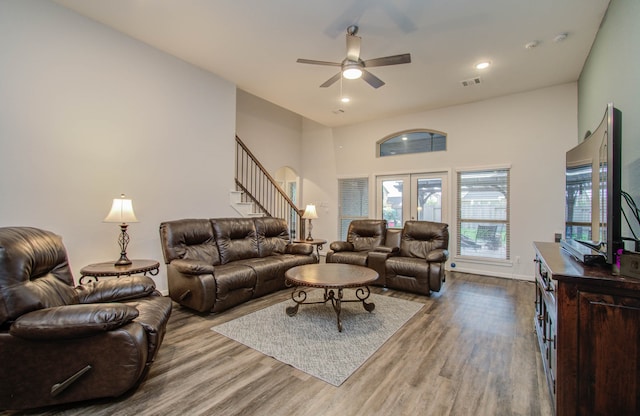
621,253 -> 640,279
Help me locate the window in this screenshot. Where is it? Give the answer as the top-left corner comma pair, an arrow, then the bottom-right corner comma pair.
378,129 -> 446,157
338,178 -> 369,240
457,168 -> 510,260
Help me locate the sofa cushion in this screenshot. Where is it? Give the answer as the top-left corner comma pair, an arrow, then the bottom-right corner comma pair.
386,256 -> 429,279
255,217 -> 290,257
212,263 -> 256,312
399,221 -> 449,259
212,218 -> 259,264
326,251 -> 369,266
159,219 -> 220,265
348,220 -> 387,251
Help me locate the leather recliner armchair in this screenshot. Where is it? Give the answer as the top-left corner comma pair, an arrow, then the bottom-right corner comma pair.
0,227 -> 172,411
325,219 -> 388,265
376,220 -> 449,295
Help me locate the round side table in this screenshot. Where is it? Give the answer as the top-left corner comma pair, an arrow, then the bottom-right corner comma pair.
79,259 -> 160,284
293,239 -> 327,263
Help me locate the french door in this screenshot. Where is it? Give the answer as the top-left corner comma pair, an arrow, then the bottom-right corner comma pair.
376,173 -> 448,228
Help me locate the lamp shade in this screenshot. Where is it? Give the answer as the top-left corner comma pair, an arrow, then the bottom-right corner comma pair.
302,204 -> 318,219
104,194 -> 138,223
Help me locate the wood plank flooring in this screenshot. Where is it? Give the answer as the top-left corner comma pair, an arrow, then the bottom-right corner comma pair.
2,271 -> 554,416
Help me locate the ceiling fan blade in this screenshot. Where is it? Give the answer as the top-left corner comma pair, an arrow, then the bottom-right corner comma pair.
296,58 -> 341,67
346,34 -> 361,61
320,72 -> 342,88
363,53 -> 411,68
361,70 -> 385,88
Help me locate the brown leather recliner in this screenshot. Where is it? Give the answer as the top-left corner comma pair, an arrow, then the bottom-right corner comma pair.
326,219 -> 387,264
0,227 -> 172,411
379,220 -> 449,295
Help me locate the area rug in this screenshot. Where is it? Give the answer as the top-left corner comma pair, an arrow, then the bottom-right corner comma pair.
211,291 -> 424,386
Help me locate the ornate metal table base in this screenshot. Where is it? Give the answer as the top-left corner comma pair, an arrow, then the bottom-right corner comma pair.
286,286 -> 375,332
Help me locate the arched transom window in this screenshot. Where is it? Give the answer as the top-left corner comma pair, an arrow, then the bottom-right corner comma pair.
377,129 -> 447,157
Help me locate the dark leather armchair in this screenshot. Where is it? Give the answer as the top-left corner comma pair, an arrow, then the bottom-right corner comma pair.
380,220 -> 449,295
0,227 -> 172,411
325,219 -> 388,267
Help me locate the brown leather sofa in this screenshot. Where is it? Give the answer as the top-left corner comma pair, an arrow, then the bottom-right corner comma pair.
159,217 -> 316,313
0,227 -> 172,411
327,220 -> 449,295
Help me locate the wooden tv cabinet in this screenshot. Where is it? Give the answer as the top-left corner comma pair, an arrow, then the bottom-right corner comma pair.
533,242 -> 640,415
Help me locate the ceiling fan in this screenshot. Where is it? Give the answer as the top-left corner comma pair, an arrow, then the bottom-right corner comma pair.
296,25 -> 411,89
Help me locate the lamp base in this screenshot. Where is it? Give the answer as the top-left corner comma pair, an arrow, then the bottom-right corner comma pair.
305,219 -> 314,241
114,224 -> 132,266
114,255 -> 132,267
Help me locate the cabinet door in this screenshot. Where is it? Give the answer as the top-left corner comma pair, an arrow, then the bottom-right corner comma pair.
578,292 -> 640,415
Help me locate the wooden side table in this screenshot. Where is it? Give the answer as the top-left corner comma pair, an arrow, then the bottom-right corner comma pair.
79,259 -> 160,284
293,239 -> 327,263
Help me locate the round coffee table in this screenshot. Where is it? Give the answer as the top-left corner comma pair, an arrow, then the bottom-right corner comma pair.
284,263 -> 378,332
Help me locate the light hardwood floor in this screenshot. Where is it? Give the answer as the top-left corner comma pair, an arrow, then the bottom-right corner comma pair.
4,271 -> 554,416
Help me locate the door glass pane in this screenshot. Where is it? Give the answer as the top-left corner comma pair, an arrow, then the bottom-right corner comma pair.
381,179 -> 404,228
416,178 -> 442,222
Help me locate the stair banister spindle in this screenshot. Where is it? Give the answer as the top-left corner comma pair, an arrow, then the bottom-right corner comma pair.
234,136 -> 303,236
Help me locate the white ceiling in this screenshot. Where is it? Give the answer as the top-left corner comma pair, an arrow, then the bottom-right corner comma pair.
55,0 -> 610,127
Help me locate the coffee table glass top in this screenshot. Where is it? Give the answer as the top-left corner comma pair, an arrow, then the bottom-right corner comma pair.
285,263 -> 378,288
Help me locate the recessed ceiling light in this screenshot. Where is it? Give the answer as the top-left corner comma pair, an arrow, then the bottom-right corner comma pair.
341,97 -> 350,103
525,40 -> 540,49
553,32 -> 568,43
475,61 -> 491,70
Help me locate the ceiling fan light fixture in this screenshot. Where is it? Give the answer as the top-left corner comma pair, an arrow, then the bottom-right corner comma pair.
342,64 -> 363,79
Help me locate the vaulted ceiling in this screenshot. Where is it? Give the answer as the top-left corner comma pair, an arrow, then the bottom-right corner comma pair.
55,0 -> 610,127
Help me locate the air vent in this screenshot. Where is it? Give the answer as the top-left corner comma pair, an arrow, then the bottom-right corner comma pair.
460,77 -> 481,87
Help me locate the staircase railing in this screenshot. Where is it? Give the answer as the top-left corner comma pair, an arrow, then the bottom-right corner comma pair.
235,135 -> 304,239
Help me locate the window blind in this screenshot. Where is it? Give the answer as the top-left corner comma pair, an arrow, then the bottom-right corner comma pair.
338,178 -> 369,240
457,169 -> 510,260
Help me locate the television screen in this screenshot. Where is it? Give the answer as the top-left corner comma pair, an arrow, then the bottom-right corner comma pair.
564,103 -> 621,265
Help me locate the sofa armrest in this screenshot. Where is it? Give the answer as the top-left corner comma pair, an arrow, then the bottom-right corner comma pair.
286,243 -> 314,255
329,241 -> 354,252
75,275 -> 156,304
170,258 -> 215,274
426,248 -> 449,263
374,245 -> 399,254
9,303 -> 139,340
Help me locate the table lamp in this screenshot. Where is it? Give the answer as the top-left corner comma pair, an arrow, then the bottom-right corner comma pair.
104,194 -> 138,266
302,204 -> 318,241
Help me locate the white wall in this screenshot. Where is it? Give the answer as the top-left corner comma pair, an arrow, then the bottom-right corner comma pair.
301,119 -> 338,252
236,89 -> 303,175
0,1 -> 237,292
303,84 -> 578,279
578,0 -> 640,247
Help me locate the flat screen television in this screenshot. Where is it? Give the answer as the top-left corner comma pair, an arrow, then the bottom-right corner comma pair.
564,103 -> 622,265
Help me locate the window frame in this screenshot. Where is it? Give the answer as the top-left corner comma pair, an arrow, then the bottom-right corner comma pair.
456,166 -> 511,262
337,177 -> 369,240
377,129 -> 447,158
